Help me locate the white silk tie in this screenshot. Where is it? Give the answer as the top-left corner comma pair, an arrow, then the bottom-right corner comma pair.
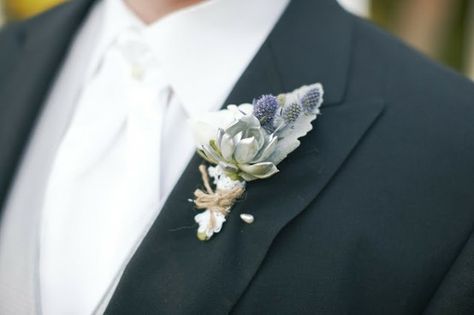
39,30 -> 169,315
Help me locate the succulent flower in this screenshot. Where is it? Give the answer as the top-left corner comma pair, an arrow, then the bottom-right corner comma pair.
197,106 -> 279,181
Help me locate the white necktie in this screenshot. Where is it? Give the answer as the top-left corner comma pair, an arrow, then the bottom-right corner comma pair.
40,30 -> 170,315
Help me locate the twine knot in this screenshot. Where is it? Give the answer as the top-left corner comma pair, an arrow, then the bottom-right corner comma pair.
194,165 -> 245,218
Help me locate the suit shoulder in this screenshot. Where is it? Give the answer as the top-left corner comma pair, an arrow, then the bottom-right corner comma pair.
0,1 -> 88,85
9,0 -> 82,29
0,21 -> 23,45
346,15 -> 474,168
347,14 -> 474,122
0,0 -> 75,40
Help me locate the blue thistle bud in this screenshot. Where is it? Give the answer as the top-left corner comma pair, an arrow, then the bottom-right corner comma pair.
254,94 -> 279,132
282,103 -> 302,124
301,88 -> 322,113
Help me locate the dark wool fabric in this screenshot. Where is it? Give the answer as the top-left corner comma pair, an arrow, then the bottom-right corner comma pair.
0,0 -> 473,314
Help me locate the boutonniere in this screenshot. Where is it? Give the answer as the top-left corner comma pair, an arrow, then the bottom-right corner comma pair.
190,83 -> 324,241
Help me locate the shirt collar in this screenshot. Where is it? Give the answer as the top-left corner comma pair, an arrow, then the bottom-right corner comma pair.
95,0 -> 290,116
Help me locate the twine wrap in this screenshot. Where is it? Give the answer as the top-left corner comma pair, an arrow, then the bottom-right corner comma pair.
194,165 -> 245,239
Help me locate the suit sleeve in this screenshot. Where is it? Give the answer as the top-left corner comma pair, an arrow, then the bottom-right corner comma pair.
424,227 -> 474,315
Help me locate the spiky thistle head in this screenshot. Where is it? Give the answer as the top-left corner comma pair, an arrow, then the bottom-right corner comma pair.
253,94 -> 279,133
282,103 -> 302,125
301,87 -> 322,113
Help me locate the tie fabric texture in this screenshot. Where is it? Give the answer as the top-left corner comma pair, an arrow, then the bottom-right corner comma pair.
40,29 -> 170,315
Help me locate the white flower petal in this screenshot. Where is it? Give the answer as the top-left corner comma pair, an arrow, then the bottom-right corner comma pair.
253,135 -> 278,163
237,103 -> 254,115
233,131 -> 243,144
234,136 -> 259,164
188,110 -> 236,147
239,172 -> 258,181
190,121 -> 219,148
194,209 -> 227,241
225,119 -> 248,137
245,127 -> 266,148
202,145 -> 222,163
217,128 -> 225,148
239,162 -> 279,179
218,161 -> 239,174
236,114 -> 260,130
197,148 -> 218,164
213,212 -> 227,233
219,133 -> 235,161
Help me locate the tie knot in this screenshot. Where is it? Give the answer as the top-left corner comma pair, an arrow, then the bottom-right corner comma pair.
112,28 -> 158,81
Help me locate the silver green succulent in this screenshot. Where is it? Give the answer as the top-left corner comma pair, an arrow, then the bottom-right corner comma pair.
193,83 -> 324,183
197,110 -> 279,181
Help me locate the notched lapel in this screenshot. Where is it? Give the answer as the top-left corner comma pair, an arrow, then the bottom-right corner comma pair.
106,1 -> 367,313
105,99 -> 385,314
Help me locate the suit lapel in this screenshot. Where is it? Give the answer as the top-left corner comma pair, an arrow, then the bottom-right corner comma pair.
0,0 -> 95,218
106,1 -> 385,314
0,0 -> 385,312
106,99 -> 385,315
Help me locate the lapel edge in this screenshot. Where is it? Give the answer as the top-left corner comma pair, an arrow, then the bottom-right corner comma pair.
226,99 -> 387,312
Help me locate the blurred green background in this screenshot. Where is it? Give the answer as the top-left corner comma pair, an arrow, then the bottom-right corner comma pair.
370,0 -> 474,79
0,0 -> 473,79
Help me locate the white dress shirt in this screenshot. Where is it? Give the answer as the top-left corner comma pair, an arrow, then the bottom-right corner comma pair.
0,0 -> 289,314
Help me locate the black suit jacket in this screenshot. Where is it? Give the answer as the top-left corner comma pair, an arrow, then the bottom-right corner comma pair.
1,0 -> 473,314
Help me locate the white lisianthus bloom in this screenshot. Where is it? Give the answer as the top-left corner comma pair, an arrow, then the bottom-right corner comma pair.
194,209 -> 227,241
190,104 -> 253,147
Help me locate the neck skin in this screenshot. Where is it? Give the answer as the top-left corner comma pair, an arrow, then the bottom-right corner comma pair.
124,0 -> 205,24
